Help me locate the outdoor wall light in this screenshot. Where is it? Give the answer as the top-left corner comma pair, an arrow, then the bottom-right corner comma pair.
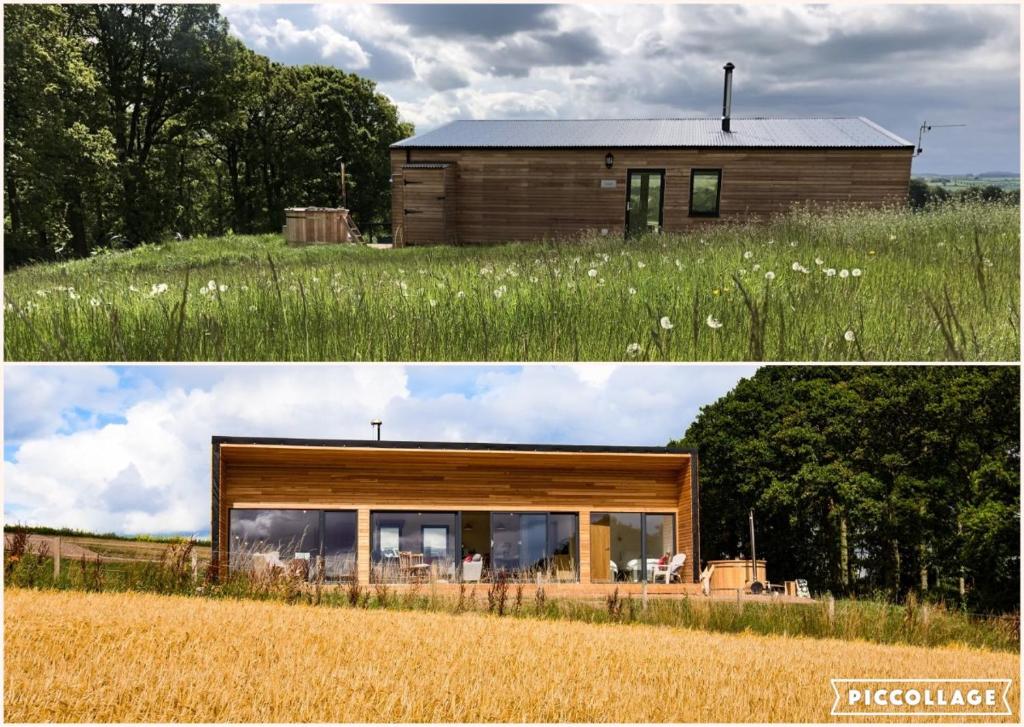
605,152 -> 614,169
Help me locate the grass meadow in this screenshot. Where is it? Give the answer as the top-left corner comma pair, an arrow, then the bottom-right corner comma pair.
5,588 -> 1019,722
4,202 -> 1019,361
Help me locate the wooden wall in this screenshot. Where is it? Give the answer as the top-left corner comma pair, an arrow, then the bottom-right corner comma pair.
215,444 -> 695,584
390,147 -> 913,245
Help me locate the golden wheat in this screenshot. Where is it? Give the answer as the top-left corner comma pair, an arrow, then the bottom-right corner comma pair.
4,589 -> 1018,722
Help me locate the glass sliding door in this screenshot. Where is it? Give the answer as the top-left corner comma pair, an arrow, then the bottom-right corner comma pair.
547,513 -> 579,582
228,508 -> 338,581
371,511 -> 457,583
590,512 -> 676,583
323,510 -> 357,582
488,512 -> 580,582
644,514 -> 675,564
228,509 -> 319,578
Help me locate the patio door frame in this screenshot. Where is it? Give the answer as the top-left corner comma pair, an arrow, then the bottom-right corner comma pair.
624,168 -> 666,237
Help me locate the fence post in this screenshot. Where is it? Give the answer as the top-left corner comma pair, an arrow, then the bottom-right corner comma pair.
642,580 -> 648,611
827,594 -> 836,626
736,588 -> 742,607
191,550 -> 198,582
53,536 -> 61,581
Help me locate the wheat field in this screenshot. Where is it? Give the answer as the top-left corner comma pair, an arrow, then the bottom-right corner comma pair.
4,589 -> 1018,722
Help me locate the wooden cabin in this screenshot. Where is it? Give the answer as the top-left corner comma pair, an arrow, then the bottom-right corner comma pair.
212,437 -> 699,596
389,116 -> 914,246
390,64 -> 912,246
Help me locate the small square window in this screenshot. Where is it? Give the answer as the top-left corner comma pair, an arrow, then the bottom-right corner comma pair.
689,169 -> 722,217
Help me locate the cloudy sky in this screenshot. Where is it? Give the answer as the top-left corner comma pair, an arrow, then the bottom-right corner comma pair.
3,364 -> 756,536
221,3 -> 1020,174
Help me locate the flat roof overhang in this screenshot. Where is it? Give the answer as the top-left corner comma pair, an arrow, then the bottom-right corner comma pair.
215,436 -> 693,474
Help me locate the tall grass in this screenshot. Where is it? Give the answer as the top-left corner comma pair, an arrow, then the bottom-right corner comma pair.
4,589 -> 1019,722
4,202 -> 1018,361
4,534 -> 1017,652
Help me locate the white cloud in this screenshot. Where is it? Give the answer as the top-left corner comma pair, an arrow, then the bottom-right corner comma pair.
3,365 -> 754,535
219,3 -> 1018,173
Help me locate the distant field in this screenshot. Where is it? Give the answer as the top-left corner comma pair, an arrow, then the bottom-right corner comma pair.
4,528 -> 211,562
4,589 -> 1019,722
4,202 -> 1019,361
918,176 -> 1020,192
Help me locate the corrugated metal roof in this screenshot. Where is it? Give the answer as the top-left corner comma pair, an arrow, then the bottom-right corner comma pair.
392,117 -> 913,150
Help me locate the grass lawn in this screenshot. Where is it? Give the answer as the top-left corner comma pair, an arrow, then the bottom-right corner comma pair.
5,589 -> 1019,722
4,202 -> 1019,361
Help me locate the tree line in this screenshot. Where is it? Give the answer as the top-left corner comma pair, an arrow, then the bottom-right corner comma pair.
4,4 -> 412,267
675,366 -> 1019,613
909,178 -> 1020,209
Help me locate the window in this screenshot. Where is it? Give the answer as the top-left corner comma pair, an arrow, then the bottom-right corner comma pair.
371,511 -> 458,583
228,508 -> 357,582
422,526 -> 450,559
489,512 -> 579,582
689,169 -> 722,217
590,513 -> 676,583
229,509 -> 319,574
379,526 -> 400,554
323,511 -> 357,581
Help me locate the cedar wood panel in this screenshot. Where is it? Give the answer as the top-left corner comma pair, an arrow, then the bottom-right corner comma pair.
391,147 -> 913,245
214,444 -> 697,585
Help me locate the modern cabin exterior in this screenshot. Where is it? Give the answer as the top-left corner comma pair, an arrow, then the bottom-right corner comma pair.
389,117 -> 915,246
212,437 -> 699,595
388,64 -> 914,246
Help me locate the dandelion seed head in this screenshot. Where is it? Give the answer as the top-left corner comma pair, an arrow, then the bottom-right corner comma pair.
628,287 -> 637,295
839,269 -> 849,279
626,342 -> 642,357
765,271 -> 775,281
844,330 -> 856,342
659,316 -> 674,330
825,268 -> 837,277
588,268 -> 598,278
743,251 -> 753,260
706,314 -> 723,330
851,268 -> 862,277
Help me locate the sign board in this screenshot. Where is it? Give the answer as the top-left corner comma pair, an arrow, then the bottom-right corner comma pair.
600,179 -> 617,189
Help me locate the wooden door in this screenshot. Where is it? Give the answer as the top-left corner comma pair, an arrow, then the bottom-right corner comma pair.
402,167 -> 448,244
590,519 -> 611,581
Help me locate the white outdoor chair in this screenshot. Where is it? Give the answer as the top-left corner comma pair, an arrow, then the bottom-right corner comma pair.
651,553 -> 687,583
462,554 -> 483,583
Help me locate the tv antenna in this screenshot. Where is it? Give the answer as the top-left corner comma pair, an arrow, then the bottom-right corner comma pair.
916,121 -> 966,156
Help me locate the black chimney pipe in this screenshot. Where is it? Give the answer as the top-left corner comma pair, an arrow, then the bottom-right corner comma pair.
722,62 -> 735,133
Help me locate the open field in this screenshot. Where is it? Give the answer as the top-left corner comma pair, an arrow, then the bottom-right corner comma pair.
917,175 -> 1020,192
4,203 -> 1019,361
4,589 -> 1018,722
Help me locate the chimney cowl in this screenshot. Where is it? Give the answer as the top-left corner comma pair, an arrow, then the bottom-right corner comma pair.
722,62 -> 735,133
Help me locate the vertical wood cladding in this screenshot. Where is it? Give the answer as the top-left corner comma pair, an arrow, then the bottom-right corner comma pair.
215,444 -> 696,584
390,147 -> 912,245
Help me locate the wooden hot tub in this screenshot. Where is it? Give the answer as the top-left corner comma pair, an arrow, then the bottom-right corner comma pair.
707,559 -> 767,592
283,207 -> 357,245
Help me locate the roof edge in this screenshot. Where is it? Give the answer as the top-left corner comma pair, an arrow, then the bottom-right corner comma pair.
212,435 -> 693,456
856,116 -> 915,147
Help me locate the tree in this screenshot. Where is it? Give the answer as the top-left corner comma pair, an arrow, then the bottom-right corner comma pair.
674,367 -> 1019,612
4,4 -> 413,267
